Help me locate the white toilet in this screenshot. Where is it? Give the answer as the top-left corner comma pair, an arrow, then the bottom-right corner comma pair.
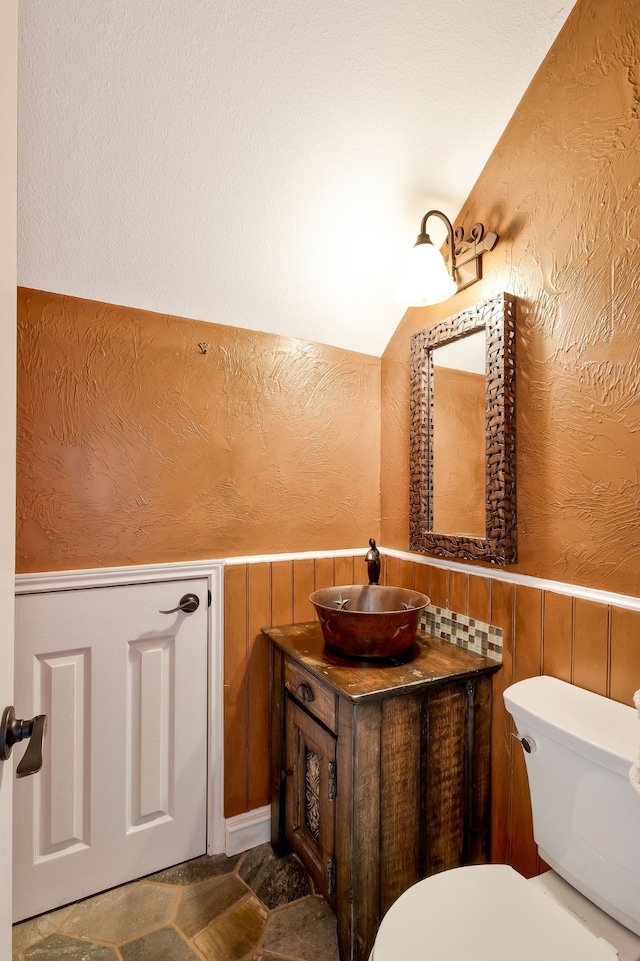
371,675 -> 640,961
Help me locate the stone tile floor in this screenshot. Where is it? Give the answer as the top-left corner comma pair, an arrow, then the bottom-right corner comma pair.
12,844 -> 340,961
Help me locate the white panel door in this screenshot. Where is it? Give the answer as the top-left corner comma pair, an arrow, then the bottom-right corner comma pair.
13,579 -> 209,922
0,0 -> 17,952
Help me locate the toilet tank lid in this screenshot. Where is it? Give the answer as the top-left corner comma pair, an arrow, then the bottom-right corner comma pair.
504,676 -> 638,776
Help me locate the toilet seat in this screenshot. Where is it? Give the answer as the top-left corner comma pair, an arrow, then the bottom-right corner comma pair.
372,865 -> 620,961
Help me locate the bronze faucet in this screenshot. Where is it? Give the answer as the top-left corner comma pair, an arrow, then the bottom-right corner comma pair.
365,538 -> 380,585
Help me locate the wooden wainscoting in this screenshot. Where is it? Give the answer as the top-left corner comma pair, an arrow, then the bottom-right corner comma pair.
392,562 -> 640,879
224,554 -> 369,817
223,554 -> 640,880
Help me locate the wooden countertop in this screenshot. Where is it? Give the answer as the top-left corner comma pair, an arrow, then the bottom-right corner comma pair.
263,621 -> 500,702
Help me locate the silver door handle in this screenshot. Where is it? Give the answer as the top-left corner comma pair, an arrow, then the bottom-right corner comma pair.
0,706 -> 48,777
159,593 -> 200,615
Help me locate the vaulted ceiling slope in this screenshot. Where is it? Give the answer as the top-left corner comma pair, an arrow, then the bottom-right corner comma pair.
17,0 -> 577,356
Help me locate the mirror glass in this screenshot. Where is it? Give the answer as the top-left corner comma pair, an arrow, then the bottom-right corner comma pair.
432,331 -> 486,537
409,293 -> 517,564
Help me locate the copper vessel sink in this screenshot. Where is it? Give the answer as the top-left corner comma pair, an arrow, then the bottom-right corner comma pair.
309,585 -> 430,659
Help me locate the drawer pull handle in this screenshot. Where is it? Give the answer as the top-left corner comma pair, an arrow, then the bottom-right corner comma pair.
296,682 -> 314,702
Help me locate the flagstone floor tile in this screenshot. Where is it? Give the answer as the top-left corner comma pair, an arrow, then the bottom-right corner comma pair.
13,849 -> 340,961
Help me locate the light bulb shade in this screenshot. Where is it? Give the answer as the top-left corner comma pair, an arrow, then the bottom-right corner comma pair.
395,239 -> 457,307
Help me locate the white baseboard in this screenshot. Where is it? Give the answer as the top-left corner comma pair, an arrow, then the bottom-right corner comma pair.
224,805 -> 271,857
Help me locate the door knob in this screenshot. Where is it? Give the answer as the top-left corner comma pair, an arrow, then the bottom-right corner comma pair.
0,706 -> 47,778
159,593 -> 200,615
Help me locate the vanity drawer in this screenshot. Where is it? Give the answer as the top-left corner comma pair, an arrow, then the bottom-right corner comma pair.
284,658 -> 337,732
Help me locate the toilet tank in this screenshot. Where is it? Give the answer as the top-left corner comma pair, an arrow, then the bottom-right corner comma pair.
504,675 -> 640,936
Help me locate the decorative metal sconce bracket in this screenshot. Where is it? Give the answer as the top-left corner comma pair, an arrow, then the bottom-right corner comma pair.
448,222 -> 499,291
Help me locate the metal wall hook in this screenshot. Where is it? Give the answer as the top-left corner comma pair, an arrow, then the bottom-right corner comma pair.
159,593 -> 200,615
0,706 -> 48,777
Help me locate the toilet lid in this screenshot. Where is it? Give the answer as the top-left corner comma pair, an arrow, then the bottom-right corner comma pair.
372,865 -> 620,961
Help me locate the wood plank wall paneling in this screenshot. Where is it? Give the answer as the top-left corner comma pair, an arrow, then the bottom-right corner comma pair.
414,563 -> 431,600
223,565 -> 249,817
610,608 -> 640,706
448,571 -> 468,616
246,563 -> 271,811
383,555 -> 415,590
429,567 -> 448,609
488,579 -> 514,866
315,556 -> 336,592
335,555 -> 357,586
271,561 -> 294,627
293,559 -> 315,624
224,556 -> 640,880
468,574 -> 490,623
511,586 -> 542,879
542,591 -> 573,683
224,554 -> 367,816
573,598 -> 609,697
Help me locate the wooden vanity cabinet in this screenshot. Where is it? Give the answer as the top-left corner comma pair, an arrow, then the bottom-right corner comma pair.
266,622 -> 500,961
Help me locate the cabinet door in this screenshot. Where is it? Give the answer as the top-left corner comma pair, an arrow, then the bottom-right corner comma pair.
285,697 -> 336,903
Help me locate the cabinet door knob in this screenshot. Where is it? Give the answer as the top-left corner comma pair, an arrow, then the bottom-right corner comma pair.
296,682 -> 314,702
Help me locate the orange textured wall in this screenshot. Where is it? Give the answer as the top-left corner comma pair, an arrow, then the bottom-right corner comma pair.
16,289 -> 381,572
381,0 -> 640,597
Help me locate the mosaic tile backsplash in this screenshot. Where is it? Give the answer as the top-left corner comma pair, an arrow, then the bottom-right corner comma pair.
419,606 -> 503,662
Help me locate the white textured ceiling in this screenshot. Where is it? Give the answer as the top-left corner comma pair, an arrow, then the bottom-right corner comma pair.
17,0 -> 577,356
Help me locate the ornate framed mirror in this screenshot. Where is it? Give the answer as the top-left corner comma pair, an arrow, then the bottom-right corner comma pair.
409,292 -> 517,564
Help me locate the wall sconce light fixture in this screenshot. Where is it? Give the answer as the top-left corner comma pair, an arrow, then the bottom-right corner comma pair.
395,209 -> 498,307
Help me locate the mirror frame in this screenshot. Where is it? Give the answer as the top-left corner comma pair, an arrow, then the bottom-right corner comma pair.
409,292 -> 517,564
